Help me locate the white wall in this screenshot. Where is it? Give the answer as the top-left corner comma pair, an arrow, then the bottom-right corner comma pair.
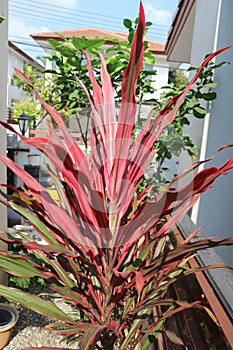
172,0 -> 233,265
178,0 -> 233,265
185,0 -> 221,152
8,47 -> 25,107
178,1 -> 222,189
193,0 -> 233,266
144,55 -> 178,101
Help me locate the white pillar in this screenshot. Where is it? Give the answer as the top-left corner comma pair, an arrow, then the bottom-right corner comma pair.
0,0 -> 8,285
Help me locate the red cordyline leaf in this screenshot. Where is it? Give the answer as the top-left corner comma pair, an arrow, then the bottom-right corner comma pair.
105,2 -> 145,204
129,47 -> 232,185
79,325 -> 107,350
120,1 -> 145,105
1,116 -> 113,250
8,1 -> 147,246
129,47 -> 232,183
165,330 -> 185,346
0,153 -> 87,243
135,270 -> 144,295
46,319 -> 102,333
115,152 -> 233,248
140,236 -> 233,284
77,51 -> 117,199
0,3 -> 232,349
0,134 -> 111,248
10,10 -> 232,252
0,121 -> 106,221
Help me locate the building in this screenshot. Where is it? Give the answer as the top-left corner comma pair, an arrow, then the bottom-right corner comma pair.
165,0 -> 233,265
6,42 -> 44,195
7,41 -> 43,123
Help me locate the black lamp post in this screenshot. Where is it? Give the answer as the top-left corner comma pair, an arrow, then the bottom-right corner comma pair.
18,112 -> 30,136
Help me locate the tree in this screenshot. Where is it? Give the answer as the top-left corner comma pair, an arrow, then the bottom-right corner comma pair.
169,69 -> 189,86
13,62 -> 57,127
11,97 -> 38,128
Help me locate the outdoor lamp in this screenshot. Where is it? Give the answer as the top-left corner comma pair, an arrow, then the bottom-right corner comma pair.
18,112 -> 30,136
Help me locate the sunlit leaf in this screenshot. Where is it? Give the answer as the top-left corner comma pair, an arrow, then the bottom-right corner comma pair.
0,285 -> 74,323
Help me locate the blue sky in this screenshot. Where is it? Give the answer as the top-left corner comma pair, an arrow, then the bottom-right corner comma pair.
9,0 -> 178,59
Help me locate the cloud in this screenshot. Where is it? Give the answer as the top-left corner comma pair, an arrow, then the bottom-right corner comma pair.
9,17 -> 51,59
144,2 -> 172,26
9,17 -> 50,39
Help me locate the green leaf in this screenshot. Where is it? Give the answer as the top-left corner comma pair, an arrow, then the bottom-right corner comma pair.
71,37 -> 86,49
62,42 -> 76,51
123,18 -> 132,29
128,30 -> 134,43
0,253 -> 50,279
122,297 -> 134,318
193,106 -> 207,118
120,316 -> 144,350
211,61 -> 229,69
202,92 -> 217,101
186,98 -> 199,109
154,236 -> 167,258
85,38 -> 105,49
204,82 -> 218,88
142,320 -> 165,350
50,41 -> 77,57
48,38 -> 62,49
0,285 -> 74,323
187,66 -> 198,71
69,90 -> 79,99
146,21 -> 153,27
10,276 -> 31,290
144,51 -> 155,65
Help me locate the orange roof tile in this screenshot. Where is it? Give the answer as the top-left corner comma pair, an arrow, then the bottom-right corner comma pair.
30,27 -> 165,54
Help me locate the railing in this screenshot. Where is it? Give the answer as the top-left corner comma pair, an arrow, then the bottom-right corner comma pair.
29,129 -> 90,146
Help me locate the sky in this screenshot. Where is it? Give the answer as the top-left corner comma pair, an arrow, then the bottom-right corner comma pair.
8,0 -> 178,60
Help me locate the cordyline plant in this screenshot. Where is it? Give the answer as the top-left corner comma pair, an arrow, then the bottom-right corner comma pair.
0,3 -> 233,350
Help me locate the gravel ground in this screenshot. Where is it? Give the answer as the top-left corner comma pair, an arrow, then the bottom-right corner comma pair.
4,303 -> 78,350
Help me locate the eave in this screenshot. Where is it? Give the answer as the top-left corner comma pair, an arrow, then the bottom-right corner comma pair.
165,0 -> 196,63
8,41 -> 44,70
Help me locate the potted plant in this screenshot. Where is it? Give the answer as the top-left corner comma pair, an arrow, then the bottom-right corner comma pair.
0,3 -> 232,350
0,303 -> 18,349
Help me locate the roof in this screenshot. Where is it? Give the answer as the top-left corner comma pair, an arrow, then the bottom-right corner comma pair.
165,0 -> 196,62
9,41 -> 44,70
30,27 -> 165,54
